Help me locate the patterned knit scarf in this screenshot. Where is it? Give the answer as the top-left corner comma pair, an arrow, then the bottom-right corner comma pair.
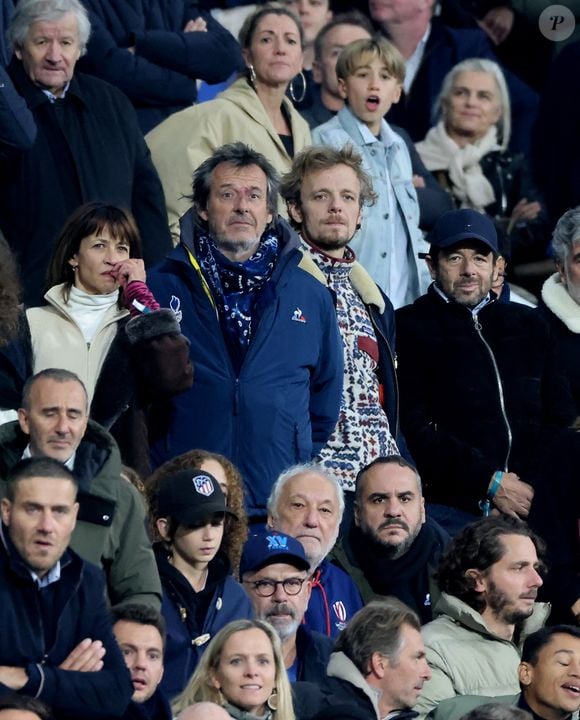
195,229 -> 279,356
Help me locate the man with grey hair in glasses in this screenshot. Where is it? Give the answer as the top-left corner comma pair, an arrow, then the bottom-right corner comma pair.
239,531 -> 333,684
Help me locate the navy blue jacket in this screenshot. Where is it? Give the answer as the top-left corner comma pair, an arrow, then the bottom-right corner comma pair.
295,624 -> 334,684
147,215 -> 343,517
304,558 -> 363,639
78,0 -> 243,133
0,1 -> 36,155
0,525 -> 133,719
119,690 -> 173,720
367,287 -> 402,448
0,62 -> 172,306
533,40 -> 580,222
156,546 -> 253,699
385,19 -> 538,156
0,66 -> 36,156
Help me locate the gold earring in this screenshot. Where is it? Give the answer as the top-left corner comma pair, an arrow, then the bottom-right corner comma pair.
267,689 -> 278,711
248,65 -> 257,86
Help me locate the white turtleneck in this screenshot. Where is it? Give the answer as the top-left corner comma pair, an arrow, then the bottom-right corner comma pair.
67,285 -> 119,343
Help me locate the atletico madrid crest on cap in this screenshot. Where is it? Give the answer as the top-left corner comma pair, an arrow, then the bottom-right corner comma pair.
193,474 -> 215,497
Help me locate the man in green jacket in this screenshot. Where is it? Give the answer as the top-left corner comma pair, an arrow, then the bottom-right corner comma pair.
0,368 -> 161,608
428,624 -> 580,720
415,516 -> 549,717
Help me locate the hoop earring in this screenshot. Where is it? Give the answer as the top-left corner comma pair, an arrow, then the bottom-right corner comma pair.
267,689 -> 278,711
248,64 -> 257,87
289,71 -> 306,104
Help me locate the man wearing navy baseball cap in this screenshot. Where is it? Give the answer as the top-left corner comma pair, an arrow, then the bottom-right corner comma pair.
395,208 -> 551,534
240,532 -> 333,684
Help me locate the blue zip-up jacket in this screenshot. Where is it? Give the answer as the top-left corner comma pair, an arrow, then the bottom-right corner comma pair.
294,624 -> 334,683
78,0 -> 243,133
0,525 -> 133,719
147,213 -> 343,517
304,558 -> 363,639
156,546 -> 253,699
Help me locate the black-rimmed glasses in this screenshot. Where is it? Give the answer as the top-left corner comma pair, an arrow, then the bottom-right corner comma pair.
243,577 -> 306,597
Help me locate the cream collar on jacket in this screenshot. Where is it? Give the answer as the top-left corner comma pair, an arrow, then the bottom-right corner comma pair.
541,272 -> 580,333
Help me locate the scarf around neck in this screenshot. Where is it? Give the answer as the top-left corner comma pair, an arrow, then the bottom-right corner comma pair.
350,521 -> 439,623
195,229 -> 279,357
223,701 -> 273,720
416,120 -> 501,212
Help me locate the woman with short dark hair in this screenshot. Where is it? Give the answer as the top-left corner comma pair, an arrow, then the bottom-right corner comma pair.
0,201 -> 193,474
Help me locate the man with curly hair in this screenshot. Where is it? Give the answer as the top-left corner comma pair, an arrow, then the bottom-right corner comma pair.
415,516 -> 550,718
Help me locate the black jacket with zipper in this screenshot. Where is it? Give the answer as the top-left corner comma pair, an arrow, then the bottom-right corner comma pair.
395,285 -> 551,514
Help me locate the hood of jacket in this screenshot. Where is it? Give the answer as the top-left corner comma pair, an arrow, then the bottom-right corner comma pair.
327,651 -> 382,718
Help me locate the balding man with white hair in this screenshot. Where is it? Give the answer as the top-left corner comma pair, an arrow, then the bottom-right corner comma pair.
267,463 -> 363,638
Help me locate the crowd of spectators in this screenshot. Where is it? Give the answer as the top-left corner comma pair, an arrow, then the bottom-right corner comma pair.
1,0 -> 580,719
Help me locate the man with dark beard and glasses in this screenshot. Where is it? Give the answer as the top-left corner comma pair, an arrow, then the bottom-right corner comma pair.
330,455 -> 449,623
415,517 -> 550,719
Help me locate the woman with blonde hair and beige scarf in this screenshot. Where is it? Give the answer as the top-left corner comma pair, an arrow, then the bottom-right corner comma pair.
416,58 -> 549,269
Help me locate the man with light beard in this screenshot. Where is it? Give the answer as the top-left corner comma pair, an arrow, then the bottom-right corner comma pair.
415,517 -> 550,718
280,143 -> 406,524
267,463 -> 363,638
330,455 -> 449,624
240,532 -> 333,683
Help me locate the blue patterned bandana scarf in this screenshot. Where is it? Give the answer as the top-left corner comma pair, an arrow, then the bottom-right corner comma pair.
195,229 -> 279,357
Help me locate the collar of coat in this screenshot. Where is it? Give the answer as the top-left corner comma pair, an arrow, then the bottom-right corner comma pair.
434,592 -> 551,645
297,247 -> 385,313
327,651 -> 419,720
541,272 -> 580,333
9,59 -> 87,111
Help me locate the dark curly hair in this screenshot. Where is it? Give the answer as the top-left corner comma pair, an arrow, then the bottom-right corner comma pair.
436,516 -> 546,613
146,450 -> 248,577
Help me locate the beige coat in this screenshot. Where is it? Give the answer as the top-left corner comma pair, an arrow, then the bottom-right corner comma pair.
26,285 -> 128,404
146,77 -> 312,242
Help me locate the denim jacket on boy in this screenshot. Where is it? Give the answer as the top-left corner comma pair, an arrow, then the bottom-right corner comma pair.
313,106 -> 431,308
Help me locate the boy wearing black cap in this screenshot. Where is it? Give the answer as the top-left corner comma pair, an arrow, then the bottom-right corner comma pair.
150,469 -> 252,700
395,208 -> 551,535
